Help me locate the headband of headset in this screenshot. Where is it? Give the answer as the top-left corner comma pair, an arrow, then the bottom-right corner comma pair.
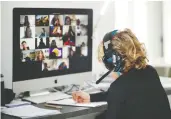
102,30 -> 124,72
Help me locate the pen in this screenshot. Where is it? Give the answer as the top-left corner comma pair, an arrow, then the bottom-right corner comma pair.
44,104 -> 62,109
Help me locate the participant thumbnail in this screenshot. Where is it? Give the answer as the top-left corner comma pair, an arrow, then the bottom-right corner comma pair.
57,59 -> 69,70
76,24 -> 88,36
50,26 -> 62,37
35,38 -> 49,49
75,15 -> 88,26
35,49 -> 49,61
76,36 -> 88,47
20,26 -> 35,38
21,50 -> 35,62
20,15 -> 35,26
63,26 -> 76,46
20,38 -> 35,50
42,59 -> 58,71
49,48 -> 62,59
74,46 -> 88,57
63,46 -> 76,58
35,26 -> 49,38
49,15 -> 64,26
64,15 -> 73,25
49,37 -> 63,48
81,46 -> 88,56
36,15 -> 49,26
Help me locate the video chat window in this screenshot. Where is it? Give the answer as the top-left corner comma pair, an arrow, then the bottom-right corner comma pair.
63,26 -> 76,46
49,15 -> 64,26
42,59 -> 58,71
49,37 -> 63,48
35,49 -> 50,61
20,26 -> 35,39
49,48 -> 62,59
35,26 -> 49,38
36,15 -> 49,26
62,46 -> 76,58
21,50 -> 35,62
20,15 -> 35,27
76,36 -> 88,47
19,13 -> 88,72
57,58 -> 69,70
20,38 -> 35,50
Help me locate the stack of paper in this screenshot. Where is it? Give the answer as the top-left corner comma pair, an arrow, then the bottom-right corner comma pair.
1,105 -> 60,118
5,100 -> 31,108
47,98 -> 107,107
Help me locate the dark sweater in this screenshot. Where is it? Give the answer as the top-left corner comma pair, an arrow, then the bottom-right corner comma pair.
90,65 -> 171,119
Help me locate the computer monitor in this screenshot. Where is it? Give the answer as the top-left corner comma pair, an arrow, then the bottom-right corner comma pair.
13,8 -> 93,94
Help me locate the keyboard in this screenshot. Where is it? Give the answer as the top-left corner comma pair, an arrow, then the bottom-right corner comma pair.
22,92 -> 72,104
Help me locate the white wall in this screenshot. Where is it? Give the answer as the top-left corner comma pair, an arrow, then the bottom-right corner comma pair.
147,1 -> 163,62
1,1 -> 115,89
163,1 -> 171,64
0,1 -> 1,76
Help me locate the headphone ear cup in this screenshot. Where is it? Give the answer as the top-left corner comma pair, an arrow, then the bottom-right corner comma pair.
102,56 -> 114,70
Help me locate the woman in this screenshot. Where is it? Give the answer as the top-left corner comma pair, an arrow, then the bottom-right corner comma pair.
72,29 -> 171,119
38,38 -> 46,49
24,16 -> 30,26
36,50 -> 45,61
39,28 -> 46,38
50,40 -> 58,48
20,41 -> 29,50
65,16 -> 71,25
51,15 -> 61,26
25,25 -> 32,38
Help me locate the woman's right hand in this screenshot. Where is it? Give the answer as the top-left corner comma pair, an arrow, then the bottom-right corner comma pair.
72,91 -> 90,103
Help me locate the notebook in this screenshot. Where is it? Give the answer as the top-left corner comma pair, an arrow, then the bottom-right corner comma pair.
1,105 -> 60,118
47,98 -> 107,107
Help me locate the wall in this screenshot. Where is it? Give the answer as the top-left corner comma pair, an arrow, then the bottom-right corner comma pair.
163,1 -> 171,64
0,1 -> 1,76
1,1 -> 115,88
147,1 -> 163,62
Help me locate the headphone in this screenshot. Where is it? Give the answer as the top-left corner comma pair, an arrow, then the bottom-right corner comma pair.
102,30 -> 124,72
96,30 -> 124,84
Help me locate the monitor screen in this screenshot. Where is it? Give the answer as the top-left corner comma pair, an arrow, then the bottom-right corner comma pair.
13,8 -> 93,82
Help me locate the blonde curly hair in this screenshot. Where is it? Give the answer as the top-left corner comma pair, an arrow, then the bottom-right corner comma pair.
98,28 -> 148,72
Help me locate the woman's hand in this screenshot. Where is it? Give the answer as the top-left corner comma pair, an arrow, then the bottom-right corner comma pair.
72,91 -> 90,103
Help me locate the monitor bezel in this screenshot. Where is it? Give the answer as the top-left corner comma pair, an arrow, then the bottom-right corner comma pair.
13,8 -> 93,83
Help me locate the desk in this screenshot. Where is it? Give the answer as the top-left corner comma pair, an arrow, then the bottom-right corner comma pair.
1,104 -> 107,119
2,77 -> 171,119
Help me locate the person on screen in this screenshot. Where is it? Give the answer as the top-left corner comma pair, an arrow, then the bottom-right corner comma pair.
39,28 -> 46,38
36,50 -> 45,61
64,37 -> 75,46
50,40 -> 58,48
68,26 -> 75,37
21,41 -> 29,50
72,28 -> 171,119
25,25 -> 32,38
76,19 -> 81,36
24,16 -> 30,26
68,47 -> 75,58
80,24 -> 87,36
51,26 -> 62,36
38,38 -> 46,49
80,42 -> 86,47
43,63 -> 48,72
51,15 -> 61,26
65,16 -> 71,25
58,62 -> 67,70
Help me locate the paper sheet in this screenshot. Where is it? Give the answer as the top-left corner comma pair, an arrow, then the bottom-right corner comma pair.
1,105 -> 60,118
47,98 -> 107,107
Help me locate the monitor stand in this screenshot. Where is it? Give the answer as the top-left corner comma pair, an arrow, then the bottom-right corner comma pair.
29,89 -> 51,97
